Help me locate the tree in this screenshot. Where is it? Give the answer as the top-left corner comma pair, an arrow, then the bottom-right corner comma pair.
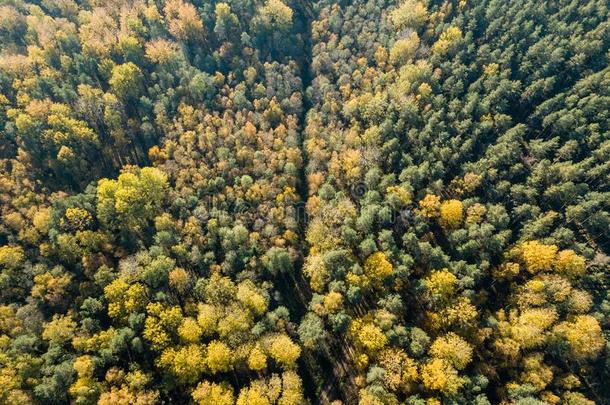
42,314 -> 76,345
192,381 -> 234,405
420,359 -> 464,395
431,27 -> 462,55
248,346 -> 268,371
237,280 -> 268,316
424,269 -> 457,301
206,341 -> 233,374
417,194 -> 441,218
439,200 -> 463,229
109,63 -> 144,100
178,318 -> 202,343
553,315 -> 604,361
104,279 -> 148,321
236,385 -> 271,405
164,0 -> 205,41
97,167 -> 168,232
554,250 -> 586,279
268,335 -> 301,369
390,0 -> 428,31
257,0 -> 293,32
378,349 -> 418,393
158,344 -> 205,384
0,246 -> 24,269
353,321 -> 387,354
69,356 -> 99,404
429,333 -> 473,370
363,252 -> 393,288
520,241 -> 558,274
298,313 -> 327,350
389,33 -> 420,66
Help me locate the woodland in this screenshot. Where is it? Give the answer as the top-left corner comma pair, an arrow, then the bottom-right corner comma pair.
0,0 -> 609,404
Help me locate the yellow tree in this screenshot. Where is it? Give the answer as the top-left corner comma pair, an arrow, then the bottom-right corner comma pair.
363,252 -> 393,289
439,200 -> 463,229
554,249 -> 586,279
553,315 -> 604,361
420,358 -> 465,395
158,344 -> 205,384
206,340 -> 233,374
429,333 -> 473,370
417,194 -> 441,218
390,0 -> 428,31
520,241 -> 558,273
192,381 -> 234,405
378,349 -> 418,393
268,334 -> 301,369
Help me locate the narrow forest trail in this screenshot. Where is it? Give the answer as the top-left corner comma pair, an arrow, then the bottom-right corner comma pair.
276,1 -> 361,402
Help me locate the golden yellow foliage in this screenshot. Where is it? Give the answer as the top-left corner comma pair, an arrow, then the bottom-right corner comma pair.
268,334 -> 301,368
493,262 -> 520,279
164,0 -> 205,41
98,386 -> 159,405
259,0 -> 294,30
145,39 -> 180,64
358,389 -> 387,405
0,245 -> 24,269
562,392 -> 595,405
143,303 -> 183,351
431,27 -> 462,55
323,291 -> 344,314
429,333 -> 473,370
42,314 -> 76,344
363,251 -> 393,288
248,345 -> 268,371
424,269 -> 457,299
554,249 -> 586,279
158,344 -> 205,384
31,272 -> 72,306
554,315 -> 604,360
389,32 -> 420,66
217,306 -> 251,338
353,322 -> 387,353
386,185 -> 412,205
178,317 -> 202,343
62,207 -> 93,230
105,279 -> 148,320
521,241 -> 558,273
417,194 -> 441,218
206,340 -> 233,374
169,268 -> 190,294
420,358 -> 464,395
442,297 -> 478,328
69,355 -> 98,404
520,353 -> 553,391
197,304 -> 219,336
192,381 -> 234,405
510,308 -> 557,349
237,280 -> 268,316
465,203 -> 487,225
236,385 -> 270,405
439,199 -> 463,229
378,349 -> 418,392
278,371 -> 304,405
303,253 -> 330,292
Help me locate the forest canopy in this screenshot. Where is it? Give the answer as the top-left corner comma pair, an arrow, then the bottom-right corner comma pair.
0,0 -> 608,404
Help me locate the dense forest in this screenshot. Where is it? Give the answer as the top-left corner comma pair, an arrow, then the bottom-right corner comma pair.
0,0 -> 608,403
